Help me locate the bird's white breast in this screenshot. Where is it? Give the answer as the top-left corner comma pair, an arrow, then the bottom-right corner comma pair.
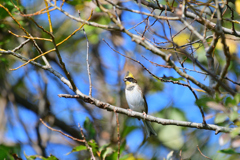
125,85 -> 146,113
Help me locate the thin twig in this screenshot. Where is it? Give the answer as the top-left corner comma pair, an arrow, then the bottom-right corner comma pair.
214,0 -> 231,91
57,94 -> 236,135
197,145 -> 212,160
0,50 -> 237,135
102,39 -> 194,88
12,39 -> 31,52
105,0 -> 180,20
142,55 -> 208,75
138,0 -> 240,37
44,0 -> 53,33
78,10 -> 92,97
96,1 -> 214,94
206,33 -> 219,87
179,150 -> 182,160
166,8 -> 206,124
115,112 -> 120,160
9,10 -> 93,71
224,77 -> 240,86
78,124 -> 96,160
8,31 -> 52,42
39,118 -> 84,143
8,3 -> 51,68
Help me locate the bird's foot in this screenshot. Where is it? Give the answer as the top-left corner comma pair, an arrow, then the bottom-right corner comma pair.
143,112 -> 147,120
127,109 -> 133,116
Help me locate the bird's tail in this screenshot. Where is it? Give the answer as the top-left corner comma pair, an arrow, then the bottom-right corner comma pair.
142,120 -> 157,138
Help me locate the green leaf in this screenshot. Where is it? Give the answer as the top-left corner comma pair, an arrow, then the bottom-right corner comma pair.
214,113 -> 228,124
195,96 -> 214,108
230,127 -> 240,138
158,125 -> 184,149
24,152 -> 36,160
88,139 -> 98,155
157,107 -> 186,121
102,147 -> 114,159
95,7 -> 101,12
119,140 -> 126,155
66,145 -> 87,155
218,148 -> 240,154
84,117 -> 96,140
0,144 -> 21,160
42,155 -> 59,160
234,93 -> 240,104
230,111 -> 238,122
99,143 -> 110,153
225,96 -> 236,107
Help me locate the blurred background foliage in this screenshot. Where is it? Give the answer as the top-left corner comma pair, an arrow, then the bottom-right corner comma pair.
0,0 -> 240,159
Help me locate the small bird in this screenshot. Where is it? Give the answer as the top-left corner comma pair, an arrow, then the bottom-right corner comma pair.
123,71 -> 157,137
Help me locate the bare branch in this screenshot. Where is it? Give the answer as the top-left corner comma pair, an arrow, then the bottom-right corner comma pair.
57,94 -> 236,135
197,145 -> 212,160
40,118 -> 84,143
78,10 -> 92,97
1,50 -> 238,136
78,124 -> 96,160
12,39 -> 31,52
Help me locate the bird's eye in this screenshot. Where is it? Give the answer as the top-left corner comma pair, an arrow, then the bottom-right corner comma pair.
127,77 -> 134,82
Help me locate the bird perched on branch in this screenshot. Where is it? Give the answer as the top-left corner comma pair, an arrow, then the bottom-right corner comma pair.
123,71 -> 157,138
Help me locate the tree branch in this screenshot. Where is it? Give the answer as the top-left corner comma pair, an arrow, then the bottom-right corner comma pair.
1,50 -> 237,135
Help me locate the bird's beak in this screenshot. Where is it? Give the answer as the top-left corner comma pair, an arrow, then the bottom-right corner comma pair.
123,78 -> 126,82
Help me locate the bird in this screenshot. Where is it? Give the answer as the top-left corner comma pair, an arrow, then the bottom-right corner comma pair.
123,71 -> 157,138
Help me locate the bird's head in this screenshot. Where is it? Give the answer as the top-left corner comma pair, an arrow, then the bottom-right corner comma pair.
123,71 -> 137,85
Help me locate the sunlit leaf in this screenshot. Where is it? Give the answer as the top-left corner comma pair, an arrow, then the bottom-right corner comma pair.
230,127 -> 240,138
159,125 -> 184,149
102,147 -> 114,159
99,143 -> 110,153
236,0 -> 240,14
234,93 -> 240,104
42,155 -> 59,160
216,37 -> 238,54
229,111 -> 238,122
173,33 -> 189,46
66,145 -> 87,155
214,113 -> 228,124
24,152 -> 37,160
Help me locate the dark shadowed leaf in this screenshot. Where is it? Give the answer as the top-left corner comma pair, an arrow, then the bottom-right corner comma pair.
218,148 -> 240,154
88,139 -> 98,155
84,117 -> 96,140
195,96 -> 214,108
